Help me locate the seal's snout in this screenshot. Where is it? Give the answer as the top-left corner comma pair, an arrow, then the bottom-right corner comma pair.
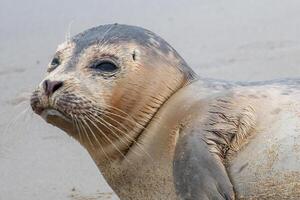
30,90 -> 43,115
42,79 -> 63,97
30,80 -> 63,115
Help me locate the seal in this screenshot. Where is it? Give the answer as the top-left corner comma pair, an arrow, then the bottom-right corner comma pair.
30,24 -> 300,199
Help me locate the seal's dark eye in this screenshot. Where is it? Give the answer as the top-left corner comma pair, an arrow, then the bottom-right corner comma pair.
47,57 -> 60,72
91,61 -> 118,73
51,57 -> 60,66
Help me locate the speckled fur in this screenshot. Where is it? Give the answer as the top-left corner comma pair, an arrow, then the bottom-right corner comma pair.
30,24 -> 300,199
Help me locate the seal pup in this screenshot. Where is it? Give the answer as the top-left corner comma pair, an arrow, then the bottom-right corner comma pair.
30,24 -> 300,199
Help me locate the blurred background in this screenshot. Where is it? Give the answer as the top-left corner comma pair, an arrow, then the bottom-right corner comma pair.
0,0 -> 300,199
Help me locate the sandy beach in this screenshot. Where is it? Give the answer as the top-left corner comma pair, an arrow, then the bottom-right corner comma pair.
1,0 -> 300,199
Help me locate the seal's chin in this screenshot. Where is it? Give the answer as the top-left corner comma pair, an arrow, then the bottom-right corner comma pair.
40,108 -> 76,136
41,108 -> 72,123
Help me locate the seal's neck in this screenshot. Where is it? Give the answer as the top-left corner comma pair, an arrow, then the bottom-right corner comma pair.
87,79 -> 205,200
81,66 -> 198,164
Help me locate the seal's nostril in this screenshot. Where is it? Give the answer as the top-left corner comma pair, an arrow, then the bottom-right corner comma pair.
43,79 -> 63,96
52,81 -> 63,94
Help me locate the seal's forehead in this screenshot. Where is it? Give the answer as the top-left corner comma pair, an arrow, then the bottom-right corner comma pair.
71,24 -> 174,55
56,40 -> 75,53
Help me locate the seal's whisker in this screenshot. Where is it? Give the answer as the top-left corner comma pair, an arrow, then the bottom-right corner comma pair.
74,116 -> 87,143
9,92 -> 33,107
0,105 -> 32,159
87,113 -> 144,159
98,24 -> 116,46
104,104 -> 163,128
104,105 -> 138,121
65,20 -> 74,42
80,116 -> 112,163
100,112 -> 131,133
94,112 -> 136,142
21,106 -> 34,133
103,107 -> 144,128
100,116 -> 152,159
90,110 -> 151,159
3,106 -> 30,135
76,117 -> 95,150
11,99 -> 31,107
87,112 -> 131,148
98,109 -> 143,130
84,115 -> 131,164
75,119 -> 84,145
81,116 -> 103,148
71,115 -> 83,144
103,108 -> 162,133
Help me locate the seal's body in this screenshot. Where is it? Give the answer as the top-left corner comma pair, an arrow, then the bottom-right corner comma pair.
173,80 -> 300,199
30,24 -> 300,199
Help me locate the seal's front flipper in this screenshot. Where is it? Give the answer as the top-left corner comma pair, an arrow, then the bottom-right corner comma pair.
173,131 -> 235,200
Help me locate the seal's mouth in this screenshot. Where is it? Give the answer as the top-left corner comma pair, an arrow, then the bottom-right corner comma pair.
30,91 -> 72,124
40,108 -> 72,123
37,107 -> 76,136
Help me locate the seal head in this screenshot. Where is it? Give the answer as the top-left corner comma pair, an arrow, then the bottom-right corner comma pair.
30,24 -> 197,156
